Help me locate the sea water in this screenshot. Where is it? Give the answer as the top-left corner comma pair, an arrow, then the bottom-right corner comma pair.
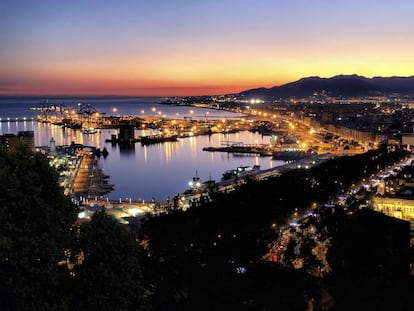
0,97 -> 284,201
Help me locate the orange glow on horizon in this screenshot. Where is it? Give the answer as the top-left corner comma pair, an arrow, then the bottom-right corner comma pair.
2,1 -> 414,97
2,57 -> 413,96
2,44 -> 414,96
2,34 -> 413,97
0,70 -> 284,96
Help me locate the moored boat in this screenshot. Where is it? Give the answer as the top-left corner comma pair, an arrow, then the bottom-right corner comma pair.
221,165 -> 260,181
140,135 -> 178,145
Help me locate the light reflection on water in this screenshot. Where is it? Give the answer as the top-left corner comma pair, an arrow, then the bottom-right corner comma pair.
1,103 -> 285,201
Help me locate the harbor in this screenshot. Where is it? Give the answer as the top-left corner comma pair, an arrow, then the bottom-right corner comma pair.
1,97 -> 356,215
75,153 -> 333,224
40,128 -> 332,225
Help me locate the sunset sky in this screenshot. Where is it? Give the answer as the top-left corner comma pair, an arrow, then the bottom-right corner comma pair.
1,0 -> 414,96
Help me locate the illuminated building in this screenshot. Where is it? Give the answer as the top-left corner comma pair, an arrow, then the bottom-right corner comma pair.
373,197 -> 414,224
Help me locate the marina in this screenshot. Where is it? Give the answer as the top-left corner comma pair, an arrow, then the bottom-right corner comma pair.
1,96 -> 355,215
74,152 -> 332,224
1,97 -> 344,217
0,97 -> 286,202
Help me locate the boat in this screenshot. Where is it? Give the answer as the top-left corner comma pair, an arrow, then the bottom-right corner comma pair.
185,171 -> 216,194
83,127 -> 97,134
140,135 -> 178,145
101,147 -> 109,157
62,118 -> 82,129
94,147 -> 109,157
221,165 -> 260,181
202,145 -> 272,156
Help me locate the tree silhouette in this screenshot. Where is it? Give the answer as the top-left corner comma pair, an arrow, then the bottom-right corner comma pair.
73,210 -> 147,310
0,144 -> 78,310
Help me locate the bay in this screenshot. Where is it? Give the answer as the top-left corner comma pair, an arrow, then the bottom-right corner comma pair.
0,97 -> 284,201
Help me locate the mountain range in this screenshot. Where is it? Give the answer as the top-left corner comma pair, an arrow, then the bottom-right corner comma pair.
239,75 -> 414,98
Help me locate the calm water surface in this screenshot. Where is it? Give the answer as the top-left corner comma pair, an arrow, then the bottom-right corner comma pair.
0,97 -> 284,201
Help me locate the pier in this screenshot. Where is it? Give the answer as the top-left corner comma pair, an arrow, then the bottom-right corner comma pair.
0,117 -> 36,122
72,150 -> 114,199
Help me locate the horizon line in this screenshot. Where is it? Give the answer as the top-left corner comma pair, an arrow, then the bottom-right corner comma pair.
1,73 -> 414,98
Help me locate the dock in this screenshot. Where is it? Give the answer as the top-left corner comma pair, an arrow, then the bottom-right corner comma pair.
73,152 -> 114,198
0,117 -> 36,123
203,142 -> 273,156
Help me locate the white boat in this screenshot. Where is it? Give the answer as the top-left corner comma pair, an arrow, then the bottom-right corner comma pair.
221,165 -> 260,181
83,127 -> 97,134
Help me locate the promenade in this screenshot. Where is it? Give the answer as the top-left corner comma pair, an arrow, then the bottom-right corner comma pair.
73,151 -> 113,199
73,153 -> 94,195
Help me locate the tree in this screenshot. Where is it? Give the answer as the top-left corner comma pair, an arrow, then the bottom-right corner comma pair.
0,144 -> 78,310
73,210 -> 147,310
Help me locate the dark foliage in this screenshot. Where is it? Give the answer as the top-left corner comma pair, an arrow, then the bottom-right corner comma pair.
73,210 -> 147,310
141,146 -> 410,308
0,145 -> 147,310
0,144 -> 78,310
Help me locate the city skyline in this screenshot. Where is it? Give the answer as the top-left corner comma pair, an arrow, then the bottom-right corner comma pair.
1,0 -> 414,96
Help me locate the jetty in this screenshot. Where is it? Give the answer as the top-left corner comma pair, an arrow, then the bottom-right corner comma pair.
73,151 -> 114,199
203,141 -> 273,156
0,117 -> 36,123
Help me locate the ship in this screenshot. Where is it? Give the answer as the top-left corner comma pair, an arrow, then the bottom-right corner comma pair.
221,165 -> 260,181
140,135 -> 178,145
